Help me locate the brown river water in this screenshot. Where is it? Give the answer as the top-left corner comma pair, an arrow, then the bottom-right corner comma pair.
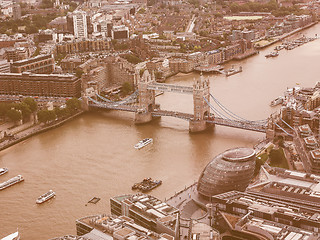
1,24 -> 320,239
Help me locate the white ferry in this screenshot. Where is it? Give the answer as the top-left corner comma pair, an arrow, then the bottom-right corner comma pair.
1,231 -> 20,240
36,190 -> 56,204
0,167 -> 8,176
134,138 -> 153,149
0,175 -> 24,190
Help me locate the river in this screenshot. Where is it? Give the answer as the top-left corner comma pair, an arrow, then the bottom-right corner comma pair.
1,24 -> 320,239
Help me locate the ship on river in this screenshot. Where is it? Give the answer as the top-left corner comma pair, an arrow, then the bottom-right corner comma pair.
132,178 -> 162,192
36,190 -> 55,204
0,175 -> 24,190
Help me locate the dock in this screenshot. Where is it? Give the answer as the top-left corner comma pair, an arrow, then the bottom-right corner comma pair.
224,66 -> 243,77
194,65 -> 224,74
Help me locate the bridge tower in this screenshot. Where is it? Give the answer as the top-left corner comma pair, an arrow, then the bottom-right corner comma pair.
189,74 -> 211,132
135,70 -> 156,124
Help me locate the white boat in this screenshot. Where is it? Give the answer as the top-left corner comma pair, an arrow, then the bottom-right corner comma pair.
0,167 -> 8,176
134,138 -> 153,149
0,175 -> 24,190
36,190 -> 55,204
1,231 -> 20,240
270,96 -> 284,107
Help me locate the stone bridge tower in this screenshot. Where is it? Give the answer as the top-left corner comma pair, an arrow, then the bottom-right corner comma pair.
135,70 -> 156,124
189,74 -> 211,132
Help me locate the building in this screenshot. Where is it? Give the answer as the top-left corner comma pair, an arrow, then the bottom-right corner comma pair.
0,72 -> 81,98
56,38 -> 111,55
61,57 -> 83,73
110,193 -> 180,239
0,60 -> 10,73
12,1 -> 21,20
197,147 -> 256,200
76,214 -> 175,240
10,54 -> 55,74
67,11 -> 88,39
6,47 -> 29,62
210,190 -> 320,239
112,25 -> 129,39
169,59 -> 194,73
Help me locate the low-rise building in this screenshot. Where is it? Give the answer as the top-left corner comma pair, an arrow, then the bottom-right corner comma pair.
0,72 -> 81,98
10,54 -> 55,74
110,193 -> 180,239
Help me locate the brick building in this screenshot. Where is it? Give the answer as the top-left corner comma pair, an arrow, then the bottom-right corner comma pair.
10,54 -> 55,74
56,38 -> 111,55
0,72 -> 81,98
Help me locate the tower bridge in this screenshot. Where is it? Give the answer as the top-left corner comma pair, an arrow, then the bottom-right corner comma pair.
84,70 -> 270,133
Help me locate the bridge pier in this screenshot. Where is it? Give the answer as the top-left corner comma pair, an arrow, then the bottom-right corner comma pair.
81,96 -> 89,111
189,120 -> 209,133
135,111 -> 153,124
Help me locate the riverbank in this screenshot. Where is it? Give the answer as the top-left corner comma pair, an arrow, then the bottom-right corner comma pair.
0,110 -> 84,152
254,21 -> 318,49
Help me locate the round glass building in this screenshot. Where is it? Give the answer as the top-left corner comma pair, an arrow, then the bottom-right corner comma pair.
197,147 -> 256,199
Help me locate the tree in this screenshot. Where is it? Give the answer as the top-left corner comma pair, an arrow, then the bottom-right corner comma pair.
23,97 -> 37,112
66,98 -> 81,113
7,109 -> 22,122
122,82 -> 133,95
37,109 -> 56,124
15,102 -> 31,120
0,103 -> 10,118
269,149 -> 282,166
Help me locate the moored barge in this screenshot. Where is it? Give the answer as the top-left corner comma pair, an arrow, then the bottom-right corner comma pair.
132,178 -> 162,192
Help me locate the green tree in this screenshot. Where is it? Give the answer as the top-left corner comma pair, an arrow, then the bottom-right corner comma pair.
23,97 -> 37,112
7,109 -> 22,122
0,103 -> 10,118
121,82 -> 133,95
66,98 -> 81,113
37,109 -> 56,123
15,102 -> 31,120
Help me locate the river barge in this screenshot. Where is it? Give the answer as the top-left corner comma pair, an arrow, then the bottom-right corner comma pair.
36,190 -> 55,204
0,175 -> 24,190
132,178 -> 162,192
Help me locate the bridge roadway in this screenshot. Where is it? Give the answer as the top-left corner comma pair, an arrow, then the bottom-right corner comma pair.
89,102 -> 138,112
152,110 -> 267,133
147,82 -> 193,94
89,102 -> 267,133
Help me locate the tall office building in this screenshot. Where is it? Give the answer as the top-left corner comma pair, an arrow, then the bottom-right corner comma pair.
12,0 -> 21,20
67,11 -> 88,39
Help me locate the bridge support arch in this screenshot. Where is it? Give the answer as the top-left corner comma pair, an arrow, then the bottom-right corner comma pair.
135,70 -> 155,124
189,74 -> 212,133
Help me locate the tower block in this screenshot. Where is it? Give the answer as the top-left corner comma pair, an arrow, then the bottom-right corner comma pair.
189,74 -> 211,133
135,70 -> 156,124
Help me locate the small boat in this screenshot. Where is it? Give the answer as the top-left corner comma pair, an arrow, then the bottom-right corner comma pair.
36,190 -> 55,204
270,96 -> 284,107
1,231 -> 20,240
265,52 -> 279,58
132,178 -> 162,192
0,167 -> 8,176
0,175 -> 24,190
134,138 -> 153,149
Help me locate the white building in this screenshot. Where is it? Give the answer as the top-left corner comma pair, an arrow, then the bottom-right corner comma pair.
72,10 -> 88,39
